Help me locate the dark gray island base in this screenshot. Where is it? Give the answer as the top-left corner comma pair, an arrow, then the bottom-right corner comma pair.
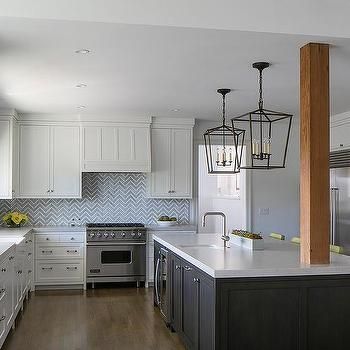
154,241 -> 350,350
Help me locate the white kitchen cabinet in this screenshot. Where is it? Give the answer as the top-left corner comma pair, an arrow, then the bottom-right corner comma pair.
34,230 -> 85,287
330,122 -> 350,151
19,124 -> 81,198
148,125 -> 193,198
82,124 -> 151,172
0,116 -> 18,199
0,246 -> 16,349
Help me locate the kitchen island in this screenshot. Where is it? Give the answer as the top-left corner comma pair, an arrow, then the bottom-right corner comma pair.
154,233 -> 350,350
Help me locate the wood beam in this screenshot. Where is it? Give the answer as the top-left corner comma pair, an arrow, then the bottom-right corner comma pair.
300,43 -> 330,265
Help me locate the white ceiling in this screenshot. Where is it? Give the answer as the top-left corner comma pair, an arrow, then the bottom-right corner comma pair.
0,16 -> 350,120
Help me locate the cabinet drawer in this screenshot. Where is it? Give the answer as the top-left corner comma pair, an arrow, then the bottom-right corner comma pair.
36,244 -> 83,259
60,234 -> 84,243
35,261 -> 83,283
35,234 -> 60,243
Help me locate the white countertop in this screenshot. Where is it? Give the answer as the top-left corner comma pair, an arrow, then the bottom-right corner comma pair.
153,233 -> 350,278
0,242 -> 15,261
0,227 -> 33,237
146,224 -> 196,232
0,226 -> 86,236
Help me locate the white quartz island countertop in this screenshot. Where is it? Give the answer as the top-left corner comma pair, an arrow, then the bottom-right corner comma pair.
153,233 -> 350,278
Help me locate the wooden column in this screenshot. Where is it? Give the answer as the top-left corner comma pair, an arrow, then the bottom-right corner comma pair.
300,43 -> 330,264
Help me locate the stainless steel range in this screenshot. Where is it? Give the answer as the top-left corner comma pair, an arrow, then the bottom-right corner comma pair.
86,223 -> 146,287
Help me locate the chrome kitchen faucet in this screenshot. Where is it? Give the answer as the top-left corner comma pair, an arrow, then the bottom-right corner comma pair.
202,212 -> 230,248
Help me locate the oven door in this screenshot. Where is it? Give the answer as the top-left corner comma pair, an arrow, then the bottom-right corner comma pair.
87,243 -> 146,278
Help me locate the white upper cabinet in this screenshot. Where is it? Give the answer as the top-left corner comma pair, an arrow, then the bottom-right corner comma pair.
19,124 -> 81,198
82,124 -> 151,172
51,126 -> 81,197
148,119 -> 194,198
330,113 -> 350,151
0,116 -> 18,199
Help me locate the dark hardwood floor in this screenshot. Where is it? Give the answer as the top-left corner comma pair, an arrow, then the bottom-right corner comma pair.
3,286 -> 184,350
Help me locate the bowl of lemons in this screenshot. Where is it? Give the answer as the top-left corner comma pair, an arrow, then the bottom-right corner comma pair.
157,216 -> 178,226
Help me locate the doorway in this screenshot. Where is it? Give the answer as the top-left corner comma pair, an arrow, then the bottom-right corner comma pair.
197,144 -> 250,234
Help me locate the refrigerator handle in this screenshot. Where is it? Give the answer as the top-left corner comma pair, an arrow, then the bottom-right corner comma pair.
331,188 -> 339,245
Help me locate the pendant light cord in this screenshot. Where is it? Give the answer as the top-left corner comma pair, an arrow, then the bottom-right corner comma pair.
222,93 -> 226,125
258,69 -> 264,109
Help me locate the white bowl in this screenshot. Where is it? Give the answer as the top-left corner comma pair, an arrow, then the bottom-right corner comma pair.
156,220 -> 178,227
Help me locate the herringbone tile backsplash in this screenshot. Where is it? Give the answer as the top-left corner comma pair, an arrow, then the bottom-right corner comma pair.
0,173 -> 191,226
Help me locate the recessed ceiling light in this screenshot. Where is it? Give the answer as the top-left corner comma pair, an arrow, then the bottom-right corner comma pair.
172,108 -> 180,112
77,105 -> 86,109
75,49 -> 91,54
76,83 -> 87,88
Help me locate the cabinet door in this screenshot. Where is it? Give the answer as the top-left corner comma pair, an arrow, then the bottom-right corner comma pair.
0,120 -> 10,198
198,274 -> 215,350
181,263 -> 198,349
171,254 -> 182,333
12,121 -> 19,197
330,122 -> 350,151
19,125 -> 50,197
4,255 -> 14,330
149,128 -> 172,196
172,129 -> 192,197
51,126 -> 81,197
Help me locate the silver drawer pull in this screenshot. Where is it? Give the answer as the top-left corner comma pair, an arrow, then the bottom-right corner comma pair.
175,265 -> 181,270
41,267 -> 53,271
66,250 -> 78,253
42,250 -> 53,254
183,266 -> 192,271
0,315 -> 5,321
1,268 -> 6,272
66,267 -> 78,270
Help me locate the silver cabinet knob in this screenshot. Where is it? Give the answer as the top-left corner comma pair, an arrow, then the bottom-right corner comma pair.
193,278 -> 200,283
175,265 -> 181,270
0,315 -> 6,321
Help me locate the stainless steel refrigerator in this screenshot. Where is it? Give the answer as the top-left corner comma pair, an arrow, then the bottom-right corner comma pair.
330,150 -> 350,254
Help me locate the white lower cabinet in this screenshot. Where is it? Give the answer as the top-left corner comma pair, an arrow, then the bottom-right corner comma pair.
0,231 -> 34,348
36,261 -> 83,283
34,230 -> 85,287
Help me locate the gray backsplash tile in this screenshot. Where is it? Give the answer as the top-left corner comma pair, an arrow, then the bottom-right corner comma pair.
0,173 -> 191,226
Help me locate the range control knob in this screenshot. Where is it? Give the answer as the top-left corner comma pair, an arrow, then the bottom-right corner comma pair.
121,232 -> 126,238
96,232 -> 102,238
103,232 -> 109,238
137,231 -> 142,237
89,233 -> 95,238
110,232 -> 115,238
131,231 -> 136,237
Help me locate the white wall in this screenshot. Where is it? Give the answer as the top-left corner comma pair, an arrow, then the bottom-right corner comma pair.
195,118 -> 300,239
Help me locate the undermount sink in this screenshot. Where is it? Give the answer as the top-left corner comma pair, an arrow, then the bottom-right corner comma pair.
178,244 -> 222,250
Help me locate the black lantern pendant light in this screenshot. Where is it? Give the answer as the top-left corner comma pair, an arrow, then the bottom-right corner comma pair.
204,89 -> 245,174
231,62 -> 292,170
